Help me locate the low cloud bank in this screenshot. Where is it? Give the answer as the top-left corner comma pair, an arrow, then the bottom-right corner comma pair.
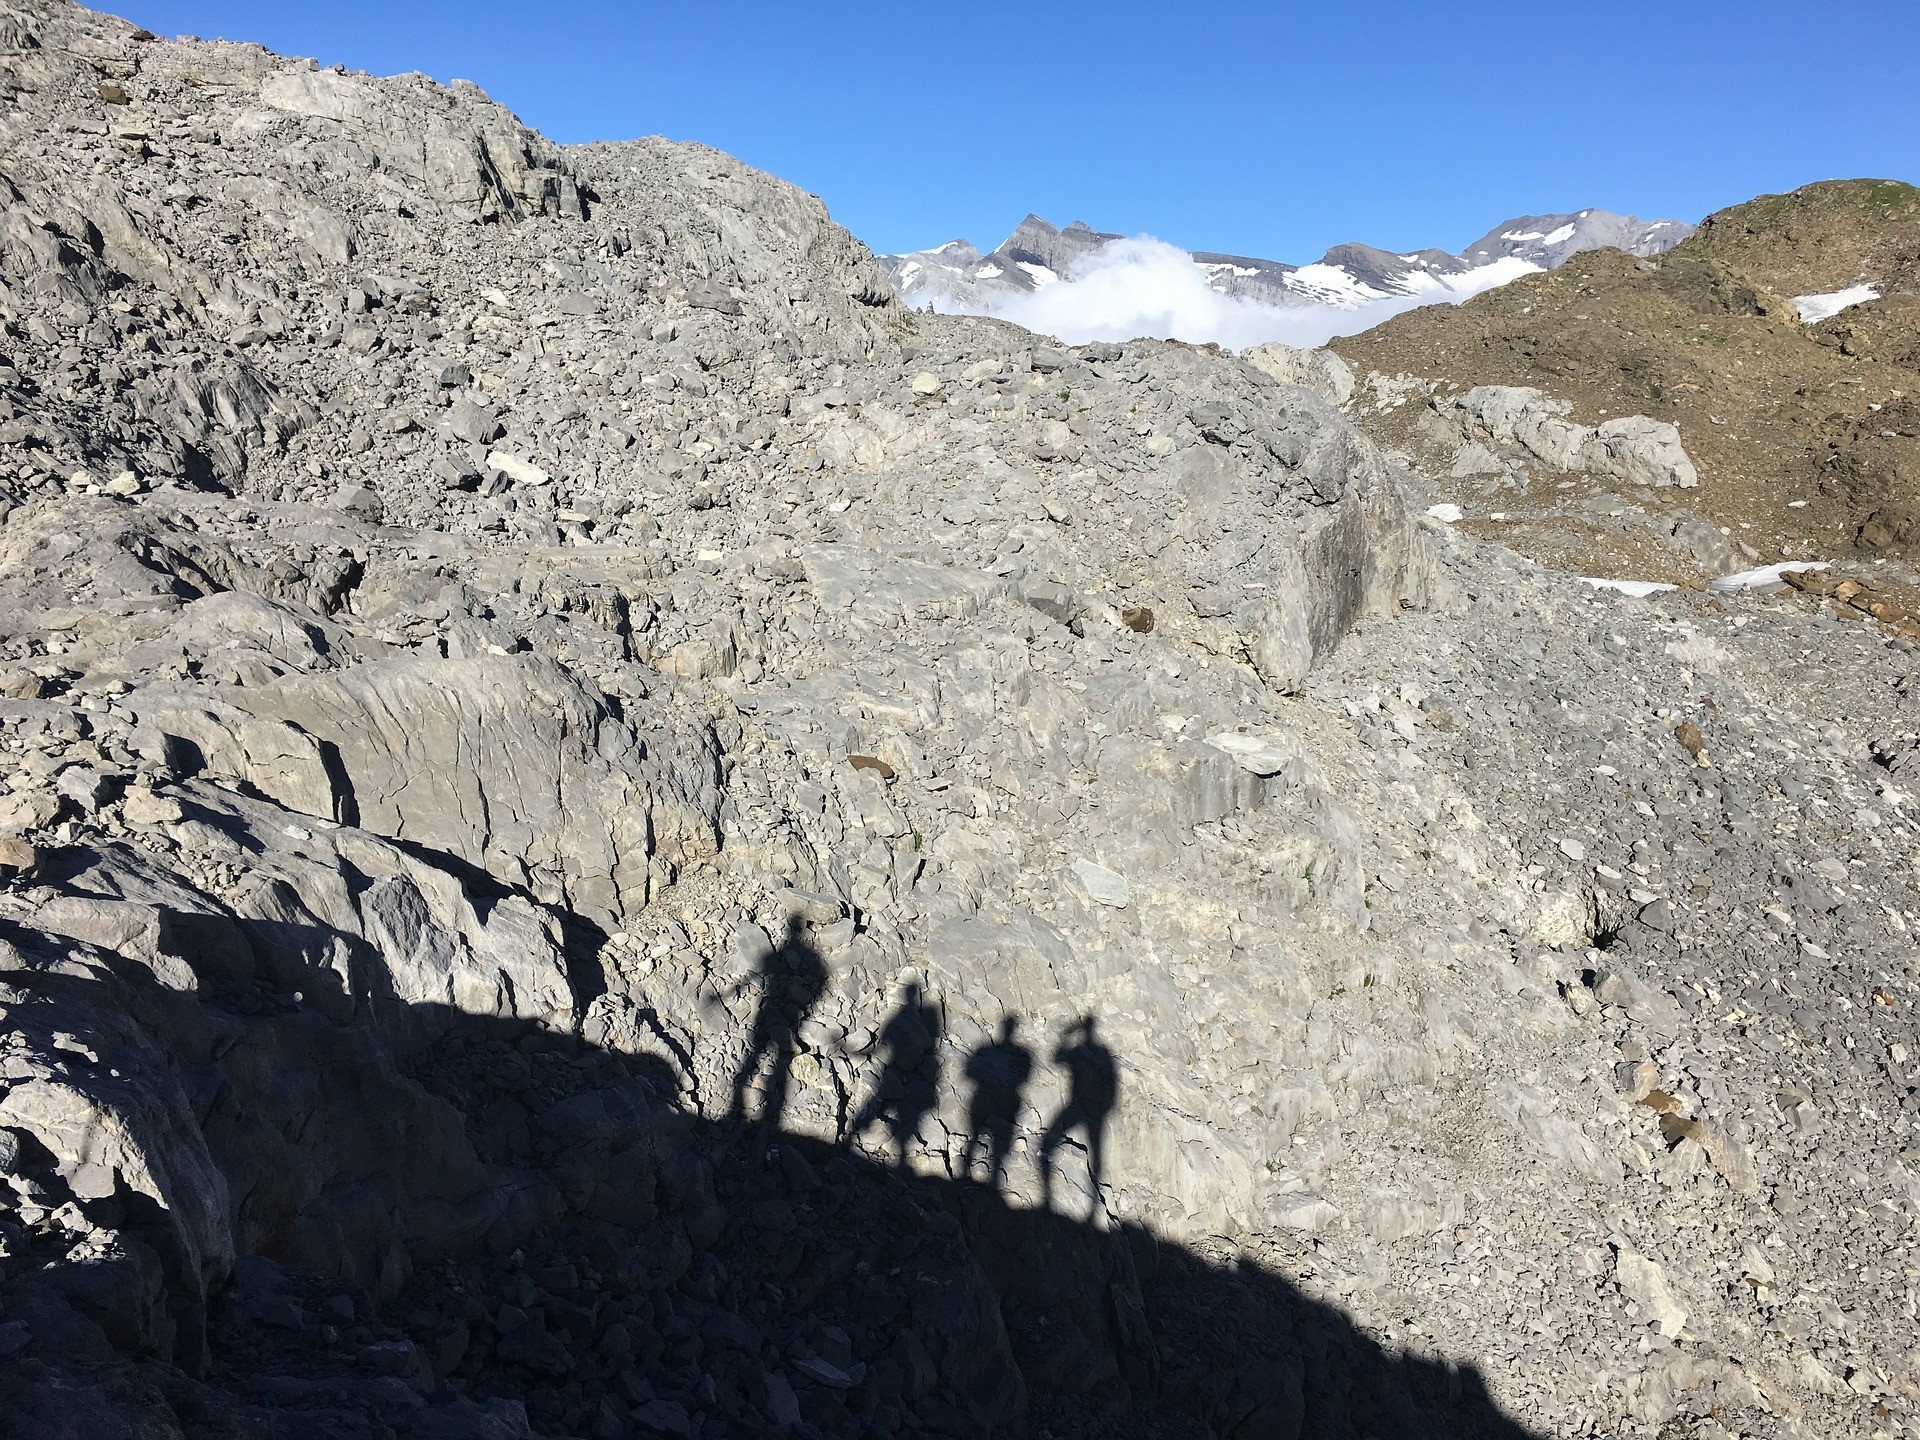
932,236 -> 1526,350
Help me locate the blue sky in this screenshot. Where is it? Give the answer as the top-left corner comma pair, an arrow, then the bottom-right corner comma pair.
120,1 -> 1920,262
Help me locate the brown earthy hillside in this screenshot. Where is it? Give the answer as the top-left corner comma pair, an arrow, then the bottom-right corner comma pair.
1333,180 -> 1920,570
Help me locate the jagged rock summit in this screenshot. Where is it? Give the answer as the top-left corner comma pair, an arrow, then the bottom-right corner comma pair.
881,207 -> 1695,312
0,5 -> 1916,1440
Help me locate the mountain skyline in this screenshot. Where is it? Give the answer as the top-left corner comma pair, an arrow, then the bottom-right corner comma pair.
882,207 -> 1694,310
876,205 -> 1696,349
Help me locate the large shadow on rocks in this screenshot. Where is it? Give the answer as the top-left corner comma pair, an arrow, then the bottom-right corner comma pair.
0,907 -> 1547,1440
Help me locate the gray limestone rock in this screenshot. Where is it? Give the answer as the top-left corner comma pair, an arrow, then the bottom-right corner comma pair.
1243,342 -> 1357,407
1455,384 -> 1701,489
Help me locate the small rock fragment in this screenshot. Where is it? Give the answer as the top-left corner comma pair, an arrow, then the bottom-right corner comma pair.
1673,720 -> 1709,765
122,788 -> 186,826
0,836 -> 38,877
1614,1247 -> 1688,1338
1070,858 -> 1131,908
486,450 -> 552,486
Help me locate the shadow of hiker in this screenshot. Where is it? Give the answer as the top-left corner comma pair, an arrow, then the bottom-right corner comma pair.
848,980 -> 942,1169
963,1015 -> 1033,1190
0,906 -> 1551,1440
1039,1015 -> 1117,1220
724,916 -> 826,1129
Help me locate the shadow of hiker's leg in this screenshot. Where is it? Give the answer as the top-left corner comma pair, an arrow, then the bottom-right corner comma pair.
726,1046 -> 758,1121
760,1039 -> 796,1129
1037,1122 -> 1065,1211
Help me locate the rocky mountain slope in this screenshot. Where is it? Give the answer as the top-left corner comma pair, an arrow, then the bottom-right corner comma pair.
1330,180 -> 1920,583
0,5 -> 1916,1440
881,209 -> 1694,313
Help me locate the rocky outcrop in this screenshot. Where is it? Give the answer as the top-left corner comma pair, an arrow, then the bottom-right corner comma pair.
128,653 -> 724,927
1242,341 -> 1357,407
1448,384 -> 1701,489
258,65 -> 589,223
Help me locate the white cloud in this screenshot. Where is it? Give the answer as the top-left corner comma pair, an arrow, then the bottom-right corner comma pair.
931,235 -> 1534,350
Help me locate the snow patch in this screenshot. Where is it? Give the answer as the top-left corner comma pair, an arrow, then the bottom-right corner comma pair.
1459,255 -> 1547,288
1285,262 -> 1392,304
1542,223 -> 1577,245
1426,503 -> 1464,523
1792,285 -> 1879,323
1709,561 -> 1830,593
1579,578 -> 1678,598
1578,561 -> 1832,599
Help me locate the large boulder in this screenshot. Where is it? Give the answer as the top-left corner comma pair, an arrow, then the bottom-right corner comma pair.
1242,342 -> 1357,407
128,655 -> 722,929
1454,384 -> 1700,488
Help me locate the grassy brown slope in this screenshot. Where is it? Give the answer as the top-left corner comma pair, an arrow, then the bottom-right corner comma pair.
1332,179 -> 1920,562
1685,178 -> 1920,294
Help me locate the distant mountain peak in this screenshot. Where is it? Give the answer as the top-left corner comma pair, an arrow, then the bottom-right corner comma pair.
878,208 -> 1697,315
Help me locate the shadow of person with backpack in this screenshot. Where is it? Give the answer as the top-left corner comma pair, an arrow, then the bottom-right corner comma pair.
848,981 -> 942,1169
1038,1015 -> 1116,1221
962,1014 -> 1033,1191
